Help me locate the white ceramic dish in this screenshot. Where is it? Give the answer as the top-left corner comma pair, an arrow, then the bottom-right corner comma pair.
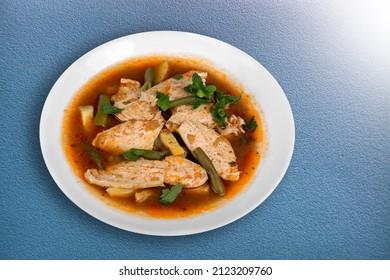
40,31 -> 294,236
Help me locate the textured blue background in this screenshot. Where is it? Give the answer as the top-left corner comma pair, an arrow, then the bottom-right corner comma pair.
1,0 -> 389,260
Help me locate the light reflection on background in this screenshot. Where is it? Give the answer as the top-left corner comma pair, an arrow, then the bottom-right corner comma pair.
339,0 -> 390,62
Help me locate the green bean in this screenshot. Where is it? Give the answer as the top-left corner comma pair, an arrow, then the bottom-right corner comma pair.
193,147 -> 225,196
122,148 -> 169,161
141,67 -> 154,91
93,95 -> 110,127
83,144 -> 105,169
167,96 -> 197,109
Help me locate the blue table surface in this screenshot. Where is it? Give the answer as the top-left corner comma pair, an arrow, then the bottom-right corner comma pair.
1,0 -> 389,260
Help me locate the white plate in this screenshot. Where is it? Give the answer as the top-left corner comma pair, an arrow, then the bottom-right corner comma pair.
40,31 -> 294,236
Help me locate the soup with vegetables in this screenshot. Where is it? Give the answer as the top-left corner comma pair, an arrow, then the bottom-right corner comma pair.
62,56 -> 264,218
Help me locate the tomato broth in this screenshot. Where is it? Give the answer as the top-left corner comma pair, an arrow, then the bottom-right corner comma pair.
62,56 -> 264,218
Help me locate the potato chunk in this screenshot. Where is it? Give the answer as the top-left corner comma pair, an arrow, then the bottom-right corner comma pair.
159,129 -> 185,156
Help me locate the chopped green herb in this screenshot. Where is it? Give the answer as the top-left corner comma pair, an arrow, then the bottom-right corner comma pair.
192,97 -> 209,109
215,91 -> 242,104
229,161 -> 237,167
184,73 -> 216,104
156,92 -> 170,111
102,104 -> 123,114
159,184 -> 184,204
122,148 -> 169,161
172,74 -> 183,80
211,92 -> 242,126
181,72 -> 220,110
184,73 -> 204,94
211,99 -> 228,126
244,116 -> 258,132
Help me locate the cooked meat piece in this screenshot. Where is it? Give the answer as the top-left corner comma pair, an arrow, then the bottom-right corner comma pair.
111,78 -> 141,107
115,100 -> 159,122
164,156 -> 208,188
177,121 -> 240,181
85,160 -> 167,189
219,114 -> 245,136
109,78 -> 160,122
166,103 -> 217,132
84,156 -> 208,189
140,70 -> 207,106
92,113 -> 165,154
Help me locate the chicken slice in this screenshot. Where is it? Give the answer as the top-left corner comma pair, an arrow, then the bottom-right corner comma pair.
177,121 -> 240,181
84,156 -> 208,189
85,160 -> 167,189
92,113 -> 165,154
164,156 -> 208,188
166,103 -> 217,132
116,100 -> 159,122
110,78 -> 159,122
140,70 -> 207,106
111,78 -> 141,107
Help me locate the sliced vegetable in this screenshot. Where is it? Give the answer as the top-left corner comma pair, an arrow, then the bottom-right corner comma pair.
135,189 -> 157,203
153,135 -> 165,150
153,61 -> 170,85
159,184 -> 184,204
244,116 -> 258,132
193,147 -> 225,196
83,144 -> 105,169
102,103 -> 123,114
184,183 -> 211,195
93,95 -> 110,127
122,148 -> 169,161
156,93 -> 197,112
159,129 -> 186,156
141,67 -> 154,91
168,96 -> 198,109
78,105 -> 94,128
106,187 -> 134,197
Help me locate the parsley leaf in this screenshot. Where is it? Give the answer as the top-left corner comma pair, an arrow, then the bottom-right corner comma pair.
192,97 -> 209,109
156,91 -> 170,111
211,92 -> 242,126
212,100 -> 228,126
184,73 -> 216,100
215,91 -> 241,104
102,103 -> 123,114
172,74 -> 183,80
244,116 -> 258,132
159,184 -> 184,204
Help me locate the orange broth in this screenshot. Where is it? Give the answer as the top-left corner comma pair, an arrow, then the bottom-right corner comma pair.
62,56 -> 264,218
